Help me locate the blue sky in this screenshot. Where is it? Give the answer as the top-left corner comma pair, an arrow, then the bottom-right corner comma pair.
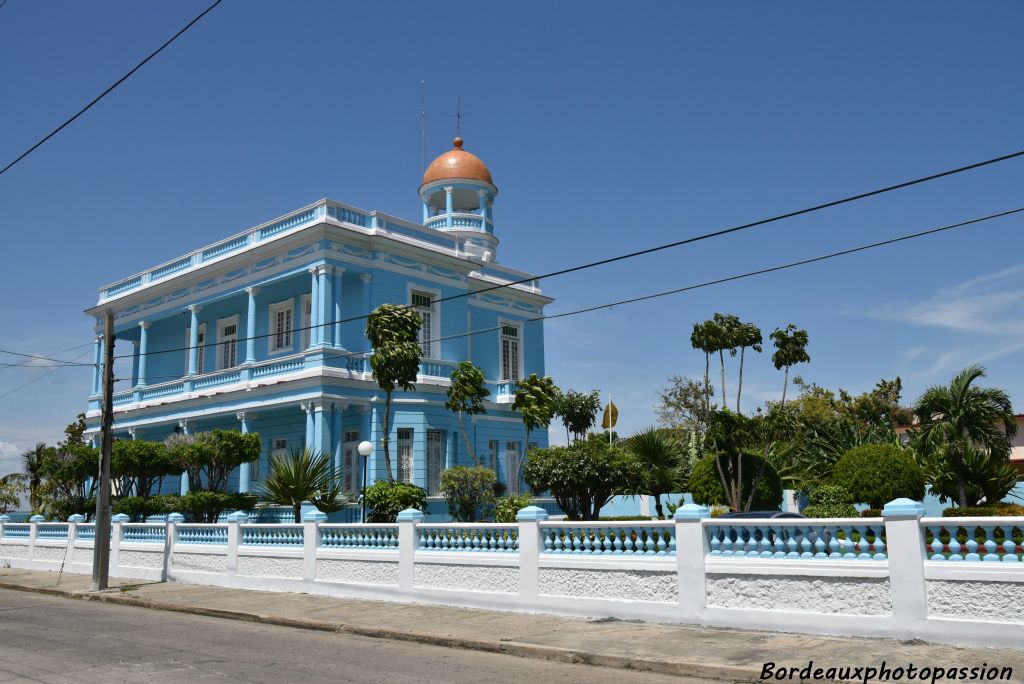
1,2 -> 1023,472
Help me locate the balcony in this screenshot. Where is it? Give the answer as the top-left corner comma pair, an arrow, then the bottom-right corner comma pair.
424,213 -> 492,232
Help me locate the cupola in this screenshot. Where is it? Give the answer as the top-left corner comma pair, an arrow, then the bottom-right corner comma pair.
419,137 -> 499,262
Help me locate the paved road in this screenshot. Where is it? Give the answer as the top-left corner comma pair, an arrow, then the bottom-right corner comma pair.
0,589 -> 702,683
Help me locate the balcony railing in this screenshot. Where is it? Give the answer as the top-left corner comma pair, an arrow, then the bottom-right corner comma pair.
424,213 -> 492,231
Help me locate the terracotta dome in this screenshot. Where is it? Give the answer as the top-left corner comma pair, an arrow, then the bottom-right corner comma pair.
421,137 -> 494,187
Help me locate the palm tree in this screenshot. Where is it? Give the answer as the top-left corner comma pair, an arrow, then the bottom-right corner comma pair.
259,449 -> 353,523
690,322 -> 716,417
21,443 -> 47,513
626,427 -> 687,519
734,320 -> 762,415
913,365 -> 1016,508
711,314 -> 740,407
770,325 -> 810,405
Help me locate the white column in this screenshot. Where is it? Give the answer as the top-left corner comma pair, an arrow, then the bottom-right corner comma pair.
110,513 -> 129,576
225,510 -> 247,575
396,508 -> 423,591
237,412 -> 253,493
302,510 -> 326,582
244,286 -> 259,364
303,403 -> 316,451
166,512 -> 183,579
516,505 -> 549,600
178,420 -> 190,496
444,186 -> 454,227
136,322 -> 150,387
333,269 -> 345,349
882,498 -> 928,622
674,503 -> 710,617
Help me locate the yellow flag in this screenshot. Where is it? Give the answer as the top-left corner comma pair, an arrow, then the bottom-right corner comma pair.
601,401 -> 618,429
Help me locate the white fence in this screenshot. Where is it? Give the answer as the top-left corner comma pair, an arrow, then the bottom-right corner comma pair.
1,499 -> 1022,650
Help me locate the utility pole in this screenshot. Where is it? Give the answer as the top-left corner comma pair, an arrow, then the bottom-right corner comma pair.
91,309 -> 114,591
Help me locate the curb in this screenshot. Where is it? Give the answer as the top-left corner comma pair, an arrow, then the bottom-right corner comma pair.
0,579 -> 758,681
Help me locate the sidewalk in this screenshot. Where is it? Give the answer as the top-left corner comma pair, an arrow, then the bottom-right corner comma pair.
1,568 -> 1021,682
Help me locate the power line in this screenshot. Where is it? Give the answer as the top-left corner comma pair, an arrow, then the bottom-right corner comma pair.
0,348 -> 93,401
111,147 -> 1024,362
115,204 -> 1023,386
0,0 -> 223,177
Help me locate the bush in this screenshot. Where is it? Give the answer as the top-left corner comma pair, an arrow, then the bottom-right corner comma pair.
800,484 -> 857,518
861,508 -> 882,518
112,494 -> 178,522
689,453 -> 783,510
363,480 -> 427,523
832,444 -> 925,509
942,503 -> 1024,517
493,494 -> 532,523
523,440 -> 644,520
178,491 -> 257,523
440,466 -> 497,522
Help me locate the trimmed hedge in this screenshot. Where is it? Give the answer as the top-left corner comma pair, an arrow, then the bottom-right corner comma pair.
832,444 -> 925,509
801,484 -> 858,518
942,503 -> 1024,517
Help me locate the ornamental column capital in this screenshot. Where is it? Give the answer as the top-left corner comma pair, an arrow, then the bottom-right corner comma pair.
245,286 -> 260,296
443,186 -> 454,194
139,321 -> 151,330
188,304 -> 202,314
360,273 -> 372,283
315,264 -> 333,277
236,411 -> 255,423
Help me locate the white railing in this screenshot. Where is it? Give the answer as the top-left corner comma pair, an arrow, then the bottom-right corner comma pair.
4,502 -> 1023,648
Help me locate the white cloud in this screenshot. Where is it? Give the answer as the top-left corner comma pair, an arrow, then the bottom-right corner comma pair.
0,441 -> 23,476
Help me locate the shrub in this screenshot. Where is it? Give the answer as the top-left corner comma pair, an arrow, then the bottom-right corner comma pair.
363,480 -> 427,523
942,503 -> 1024,517
493,494 -> 532,523
689,452 -> 783,510
178,491 -> 257,523
440,466 -> 497,522
523,440 -> 644,520
861,508 -> 882,518
112,494 -> 178,522
832,444 -> 925,509
800,484 -> 857,518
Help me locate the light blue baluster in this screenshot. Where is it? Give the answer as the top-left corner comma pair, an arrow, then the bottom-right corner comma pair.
840,526 -> 855,559
811,528 -> 826,558
983,526 -> 1000,562
733,527 -> 748,557
799,527 -> 813,558
759,526 -> 773,558
543,529 -> 554,553
612,528 -> 623,554
656,529 -> 667,555
709,527 -> 722,556
645,528 -> 657,555
720,526 -> 734,557
827,527 -> 840,558
929,526 -> 945,561
785,527 -> 800,559
1002,530 -> 1018,562
772,527 -> 787,558
947,529 -> 963,561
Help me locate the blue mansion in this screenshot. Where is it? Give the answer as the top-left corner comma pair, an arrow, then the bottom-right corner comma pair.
83,137 -> 551,501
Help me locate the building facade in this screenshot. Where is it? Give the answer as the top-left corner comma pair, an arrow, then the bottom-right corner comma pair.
84,138 -> 551,501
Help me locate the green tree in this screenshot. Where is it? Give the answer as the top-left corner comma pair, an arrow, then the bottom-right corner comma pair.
769,325 -> 810,405
523,438 -> 643,520
690,451 -> 783,511
832,444 -> 925,509
21,442 -> 47,512
259,449 -> 352,523
920,443 -> 1018,507
690,321 -> 718,416
35,443 -> 98,520
445,362 -> 489,466
112,440 -> 177,499
440,466 -> 497,522
656,376 -> 712,433
704,409 -> 793,511
511,374 -> 560,479
0,474 -> 25,514
363,480 -> 427,523
912,365 -> 1017,508
733,320 -> 763,415
164,429 -> 261,522
625,427 -> 688,519
366,303 -> 423,483
711,313 -> 741,407
555,389 -> 602,443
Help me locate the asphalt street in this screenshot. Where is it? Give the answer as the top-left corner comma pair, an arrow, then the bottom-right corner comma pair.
0,588 -> 704,683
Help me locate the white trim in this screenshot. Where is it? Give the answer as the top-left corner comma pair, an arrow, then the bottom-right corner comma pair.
216,315 -> 240,370
268,300 -> 294,355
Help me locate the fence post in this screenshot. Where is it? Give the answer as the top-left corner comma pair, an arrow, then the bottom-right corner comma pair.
0,514 -> 9,543
68,514 -> 85,552
882,498 -> 928,622
397,508 -> 424,591
516,505 -> 549,601
226,511 -> 248,575
28,514 -> 43,561
674,503 -> 710,616
302,510 -> 326,582
110,513 -> 129,575
165,512 -> 184,579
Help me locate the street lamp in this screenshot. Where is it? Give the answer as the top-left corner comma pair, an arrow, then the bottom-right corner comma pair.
357,440 -> 373,523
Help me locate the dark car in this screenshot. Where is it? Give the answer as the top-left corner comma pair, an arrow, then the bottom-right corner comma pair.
716,511 -> 805,519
